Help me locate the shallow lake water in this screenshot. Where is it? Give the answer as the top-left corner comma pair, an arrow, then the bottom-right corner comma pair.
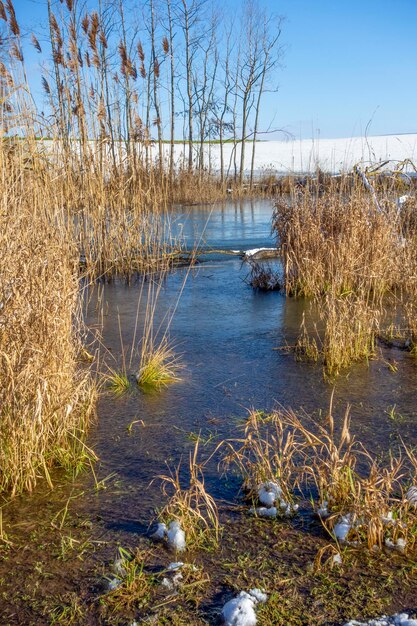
80,199 -> 417,529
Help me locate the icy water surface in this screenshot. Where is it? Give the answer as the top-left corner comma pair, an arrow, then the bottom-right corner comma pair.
82,199 -> 417,528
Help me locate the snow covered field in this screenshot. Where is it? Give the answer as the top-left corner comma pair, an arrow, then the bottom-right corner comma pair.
40,132 -> 417,176
162,133 -> 417,175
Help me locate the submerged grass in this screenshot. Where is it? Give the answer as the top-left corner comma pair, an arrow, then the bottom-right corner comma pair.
105,369 -> 133,395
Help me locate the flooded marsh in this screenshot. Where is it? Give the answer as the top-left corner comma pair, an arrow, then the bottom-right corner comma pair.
2,200 -> 417,625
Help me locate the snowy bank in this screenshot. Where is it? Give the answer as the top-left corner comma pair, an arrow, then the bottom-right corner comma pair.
162,133 -> 417,175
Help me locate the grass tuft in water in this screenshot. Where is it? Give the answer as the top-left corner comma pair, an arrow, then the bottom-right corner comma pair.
137,339 -> 183,390
106,369 -> 133,395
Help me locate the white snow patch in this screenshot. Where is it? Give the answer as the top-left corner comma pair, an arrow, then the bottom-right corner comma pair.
381,511 -> 395,525
222,589 -> 268,626
282,502 -> 299,517
258,481 -> 282,507
397,195 -> 411,206
165,133 -> 417,175
107,577 -> 122,591
161,562 -> 188,590
161,571 -> 183,590
151,522 -> 167,540
317,501 -> 330,518
254,481 -> 297,517
248,589 -> 268,604
385,537 -> 406,553
167,521 -> 186,552
244,248 -> 276,258
344,613 -> 417,625
334,515 -> 353,543
167,561 -> 184,571
396,538 -> 407,553
250,506 -> 277,518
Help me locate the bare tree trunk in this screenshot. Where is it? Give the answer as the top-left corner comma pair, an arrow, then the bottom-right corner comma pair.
150,0 -> 163,172
230,39 -> 241,182
250,17 -> 283,188
218,24 -> 233,186
239,90 -> 250,184
47,0 -> 68,150
182,0 -> 193,171
167,0 -> 176,182
250,60 -> 266,188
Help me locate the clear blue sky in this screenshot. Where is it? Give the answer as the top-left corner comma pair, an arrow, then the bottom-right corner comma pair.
260,0 -> 417,139
14,0 -> 417,139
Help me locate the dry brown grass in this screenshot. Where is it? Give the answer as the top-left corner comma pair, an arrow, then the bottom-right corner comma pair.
273,172 -> 417,374
222,409 -> 303,504
155,440 -> 220,550
244,259 -> 280,291
222,401 -> 417,552
0,143 -> 96,496
274,179 -> 402,298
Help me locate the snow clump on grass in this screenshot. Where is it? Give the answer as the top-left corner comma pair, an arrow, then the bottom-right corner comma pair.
334,514 -> 354,543
252,481 -> 299,518
344,613 -> 417,626
222,588 -> 268,626
258,481 -> 282,507
385,537 -> 407,553
151,522 -> 167,540
406,486 -> 417,507
167,520 -> 186,552
150,520 -> 187,552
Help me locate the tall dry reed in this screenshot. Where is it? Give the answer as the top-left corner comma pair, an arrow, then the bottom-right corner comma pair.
274,174 -> 417,374
0,142 -> 96,495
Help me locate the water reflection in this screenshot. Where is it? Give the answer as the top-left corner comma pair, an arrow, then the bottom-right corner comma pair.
83,199 -> 417,523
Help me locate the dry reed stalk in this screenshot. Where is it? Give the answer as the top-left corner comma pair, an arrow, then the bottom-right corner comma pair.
289,403 -> 363,515
321,291 -> 378,376
274,175 -> 417,373
156,439 -> 220,549
222,408 -> 304,504
273,180 -> 401,299
222,399 -> 417,551
284,406 -> 414,550
0,140 -> 96,496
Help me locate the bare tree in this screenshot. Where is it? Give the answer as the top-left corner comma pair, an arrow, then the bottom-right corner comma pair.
177,0 -> 206,171
149,0 -> 163,171
194,8 -> 218,172
249,12 -> 283,188
166,0 -> 176,181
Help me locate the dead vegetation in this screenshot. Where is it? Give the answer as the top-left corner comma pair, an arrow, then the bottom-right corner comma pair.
0,146 -> 97,496
273,169 -> 417,375
221,402 -> 417,553
155,440 -> 220,551
244,259 -> 280,291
